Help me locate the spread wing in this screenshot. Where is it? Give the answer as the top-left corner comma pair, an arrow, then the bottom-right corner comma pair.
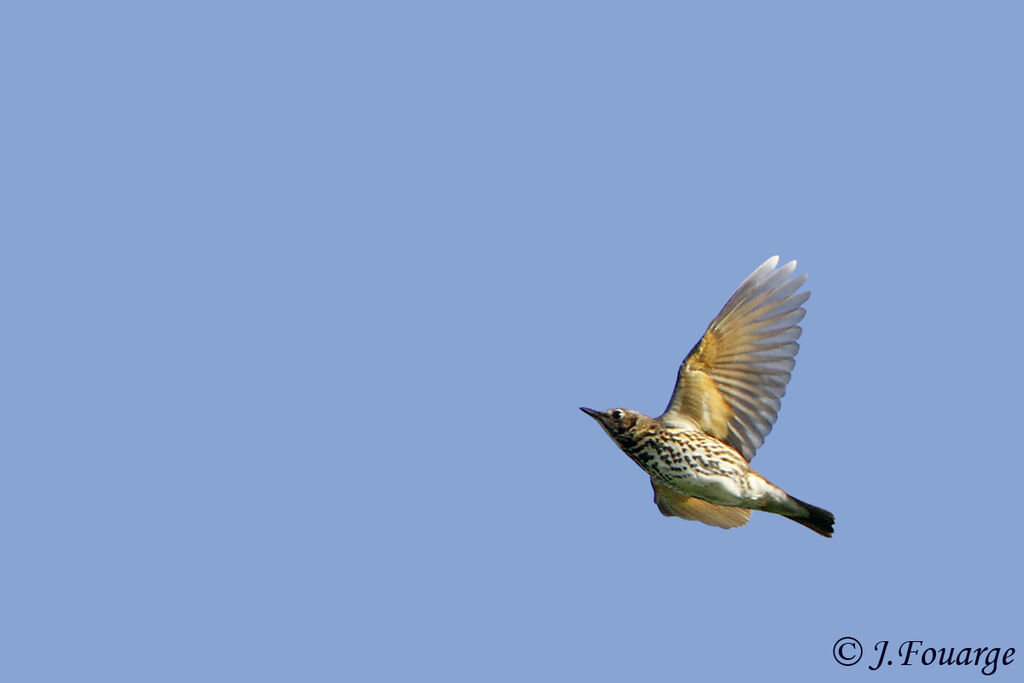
651,479 -> 751,529
660,256 -> 808,461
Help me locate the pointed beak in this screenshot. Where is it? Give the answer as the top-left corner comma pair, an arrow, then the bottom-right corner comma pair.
579,407 -> 602,420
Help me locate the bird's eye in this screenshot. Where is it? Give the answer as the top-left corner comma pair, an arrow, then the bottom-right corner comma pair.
612,410 -> 624,421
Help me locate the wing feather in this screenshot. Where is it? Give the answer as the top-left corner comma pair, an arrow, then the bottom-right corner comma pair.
660,256 -> 808,461
651,479 -> 751,529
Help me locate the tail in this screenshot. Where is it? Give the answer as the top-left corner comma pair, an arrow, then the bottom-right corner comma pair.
782,496 -> 835,538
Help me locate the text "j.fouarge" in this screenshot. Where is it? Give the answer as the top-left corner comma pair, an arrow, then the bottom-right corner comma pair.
869,640 -> 1014,675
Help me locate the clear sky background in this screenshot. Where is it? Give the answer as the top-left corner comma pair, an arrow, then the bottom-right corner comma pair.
4,2 -> 1022,681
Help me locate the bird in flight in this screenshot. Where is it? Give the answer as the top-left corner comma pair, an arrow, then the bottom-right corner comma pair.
581,256 -> 834,537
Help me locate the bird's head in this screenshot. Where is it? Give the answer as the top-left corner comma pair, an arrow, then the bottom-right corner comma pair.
579,407 -> 648,446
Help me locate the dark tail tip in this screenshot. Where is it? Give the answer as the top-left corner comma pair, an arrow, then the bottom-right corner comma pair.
785,497 -> 835,538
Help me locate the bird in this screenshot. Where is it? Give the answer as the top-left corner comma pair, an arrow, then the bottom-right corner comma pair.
580,256 -> 834,537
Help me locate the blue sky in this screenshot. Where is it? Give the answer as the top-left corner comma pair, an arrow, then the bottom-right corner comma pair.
5,2 -> 1023,681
